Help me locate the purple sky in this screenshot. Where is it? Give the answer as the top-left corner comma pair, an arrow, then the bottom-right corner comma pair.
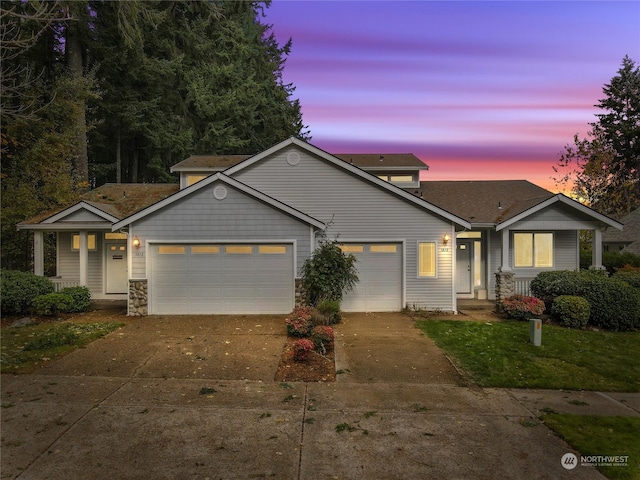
264,1 -> 640,191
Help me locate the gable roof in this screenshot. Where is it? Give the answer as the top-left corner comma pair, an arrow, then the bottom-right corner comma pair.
112,172 -> 326,231
170,152 -> 428,172
224,137 -> 470,228
416,180 -> 622,230
18,184 -> 180,228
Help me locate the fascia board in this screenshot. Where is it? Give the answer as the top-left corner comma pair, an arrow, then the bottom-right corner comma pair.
17,222 -> 113,231
40,202 -> 119,224
496,195 -> 624,231
227,137 -> 471,229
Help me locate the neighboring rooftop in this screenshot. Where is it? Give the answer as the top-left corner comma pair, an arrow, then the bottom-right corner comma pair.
411,180 -> 555,225
602,208 -> 640,254
171,153 -> 428,172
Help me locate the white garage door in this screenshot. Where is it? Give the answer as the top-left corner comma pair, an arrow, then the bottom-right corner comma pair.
150,244 -> 294,314
340,243 -> 403,312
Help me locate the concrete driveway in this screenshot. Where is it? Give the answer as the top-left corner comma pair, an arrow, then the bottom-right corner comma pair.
1,311 -> 620,479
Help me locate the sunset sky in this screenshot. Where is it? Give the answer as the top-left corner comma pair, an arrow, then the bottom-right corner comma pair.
264,1 -> 640,191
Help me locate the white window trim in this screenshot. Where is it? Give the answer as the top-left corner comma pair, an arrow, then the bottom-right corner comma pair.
417,241 -> 437,278
513,232 -> 554,268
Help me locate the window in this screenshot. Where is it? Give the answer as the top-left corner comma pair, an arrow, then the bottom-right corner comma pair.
418,242 -> 436,277
370,245 -> 397,253
339,245 -> 364,253
258,245 -> 287,254
226,245 -> 253,254
514,233 -> 553,268
158,246 -> 186,254
187,175 -> 208,186
389,175 -> 414,183
72,234 -> 96,251
191,246 -> 220,254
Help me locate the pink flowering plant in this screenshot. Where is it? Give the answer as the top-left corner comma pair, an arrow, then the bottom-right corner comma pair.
285,306 -> 313,337
292,338 -> 315,362
501,294 -> 545,321
311,325 -> 334,355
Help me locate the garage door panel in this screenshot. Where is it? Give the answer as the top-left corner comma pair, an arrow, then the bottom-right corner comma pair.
342,243 -> 402,312
150,243 -> 293,314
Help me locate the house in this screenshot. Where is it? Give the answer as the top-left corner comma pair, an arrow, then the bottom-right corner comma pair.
17,137 -> 622,315
602,208 -> 640,255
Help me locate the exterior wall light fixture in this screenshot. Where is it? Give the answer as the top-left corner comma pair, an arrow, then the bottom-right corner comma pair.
132,236 -> 141,249
443,233 -> 450,245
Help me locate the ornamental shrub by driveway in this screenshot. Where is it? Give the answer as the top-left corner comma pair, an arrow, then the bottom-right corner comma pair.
1,270 -> 55,315
501,295 -> 545,320
551,295 -> 590,329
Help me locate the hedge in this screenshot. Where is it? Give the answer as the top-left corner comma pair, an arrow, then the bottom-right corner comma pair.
1,270 -> 55,315
531,270 -> 640,331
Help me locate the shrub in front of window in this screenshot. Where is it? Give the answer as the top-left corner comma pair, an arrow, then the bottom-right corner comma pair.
292,338 -> 315,362
311,325 -> 334,355
60,286 -> 92,312
32,293 -> 75,316
551,295 -> 590,329
0,270 -> 55,315
285,306 -> 313,337
501,294 -> 545,321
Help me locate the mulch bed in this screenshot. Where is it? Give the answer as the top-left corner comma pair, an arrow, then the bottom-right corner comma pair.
274,337 -> 336,382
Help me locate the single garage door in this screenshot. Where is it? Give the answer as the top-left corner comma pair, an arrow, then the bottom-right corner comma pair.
340,243 -> 403,312
150,243 -> 294,314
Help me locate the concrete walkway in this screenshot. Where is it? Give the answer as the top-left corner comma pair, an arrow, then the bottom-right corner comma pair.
2,312 -> 636,479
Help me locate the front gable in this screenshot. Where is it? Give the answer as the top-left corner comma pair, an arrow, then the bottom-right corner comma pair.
497,195 -> 622,231
18,202 -> 119,231
226,137 -> 470,231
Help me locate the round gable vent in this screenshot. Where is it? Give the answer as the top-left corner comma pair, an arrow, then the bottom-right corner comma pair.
213,185 -> 228,200
286,151 -> 301,166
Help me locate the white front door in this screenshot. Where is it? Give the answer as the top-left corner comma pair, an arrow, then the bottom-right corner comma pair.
106,242 -> 128,293
456,241 -> 472,295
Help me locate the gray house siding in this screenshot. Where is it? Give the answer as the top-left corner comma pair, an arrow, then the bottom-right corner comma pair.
129,180 -> 313,280
233,146 -> 456,311
57,232 -> 103,293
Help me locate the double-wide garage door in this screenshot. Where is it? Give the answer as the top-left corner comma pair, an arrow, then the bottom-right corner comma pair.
340,243 -> 403,312
150,243 -> 294,314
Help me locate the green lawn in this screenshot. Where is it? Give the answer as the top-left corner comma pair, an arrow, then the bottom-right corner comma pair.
416,320 -> 640,391
1,321 -> 123,373
543,414 -> 640,480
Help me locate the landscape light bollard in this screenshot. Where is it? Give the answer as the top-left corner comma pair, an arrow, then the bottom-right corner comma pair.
530,319 -> 542,347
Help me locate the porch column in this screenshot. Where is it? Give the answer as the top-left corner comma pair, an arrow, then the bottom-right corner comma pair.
79,230 -> 88,286
33,231 -> 44,276
591,228 -> 603,269
501,229 -> 511,271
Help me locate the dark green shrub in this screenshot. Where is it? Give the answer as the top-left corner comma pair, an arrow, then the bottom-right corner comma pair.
1,270 -> 55,315
613,269 -> 640,289
301,235 -> 358,305
551,295 -> 590,329
312,299 -> 342,325
60,286 -> 92,312
531,270 -> 640,331
603,250 -> 640,273
501,295 -> 545,320
32,293 -> 74,316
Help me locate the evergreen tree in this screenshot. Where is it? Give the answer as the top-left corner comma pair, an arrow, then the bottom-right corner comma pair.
554,56 -> 639,216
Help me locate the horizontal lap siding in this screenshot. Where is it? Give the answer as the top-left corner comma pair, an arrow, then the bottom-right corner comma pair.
234,146 -> 455,311
131,182 -> 312,279
57,232 -> 103,293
